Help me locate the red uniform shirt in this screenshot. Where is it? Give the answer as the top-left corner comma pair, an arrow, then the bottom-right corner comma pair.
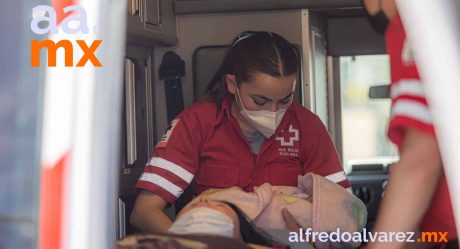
136,95 -> 350,204
386,15 -> 457,239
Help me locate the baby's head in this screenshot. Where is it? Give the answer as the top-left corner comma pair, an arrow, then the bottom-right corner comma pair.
170,198 -> 241,240
169,197 -> 275,247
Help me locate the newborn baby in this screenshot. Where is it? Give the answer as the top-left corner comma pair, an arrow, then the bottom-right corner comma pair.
191,173 -> 367,249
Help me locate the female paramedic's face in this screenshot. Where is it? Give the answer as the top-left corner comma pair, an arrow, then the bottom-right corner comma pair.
176,198 -> 241,239
226,72 -> 296,112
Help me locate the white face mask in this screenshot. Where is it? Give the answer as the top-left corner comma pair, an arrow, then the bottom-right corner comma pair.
234,81 -> 295,138
168,207 -> 235,238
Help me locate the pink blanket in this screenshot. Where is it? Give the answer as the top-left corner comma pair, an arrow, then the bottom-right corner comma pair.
192,173 -> 367,248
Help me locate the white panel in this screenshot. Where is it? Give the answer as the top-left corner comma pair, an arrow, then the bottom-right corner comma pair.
66,1 -> 127,249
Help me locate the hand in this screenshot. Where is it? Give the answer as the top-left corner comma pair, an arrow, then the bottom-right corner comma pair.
282,209 -> 316,248
201,188 -> 222,195
282,208 -> 301,232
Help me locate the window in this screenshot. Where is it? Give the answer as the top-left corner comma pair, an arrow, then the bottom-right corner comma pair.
340,55 -> 398,173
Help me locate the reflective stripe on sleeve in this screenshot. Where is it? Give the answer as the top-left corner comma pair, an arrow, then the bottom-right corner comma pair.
391,100 -> 432,124
148,157 -> 194,184
391,79 -> 425,99
139,173 -> 184,198
325,171 -> 347,183
346,187 -> 353,194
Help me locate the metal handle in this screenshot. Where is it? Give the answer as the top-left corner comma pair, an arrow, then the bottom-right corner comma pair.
125,58 -> 137,165
117,198 -> 126,239
128,0 -> 140,15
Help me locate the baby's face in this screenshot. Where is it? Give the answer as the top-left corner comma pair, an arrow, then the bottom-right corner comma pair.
177,198 -> 241,239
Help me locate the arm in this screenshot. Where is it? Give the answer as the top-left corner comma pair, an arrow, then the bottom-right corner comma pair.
130,190 -> 172,233
131,110 -> 202,233
368,128 -> 443,249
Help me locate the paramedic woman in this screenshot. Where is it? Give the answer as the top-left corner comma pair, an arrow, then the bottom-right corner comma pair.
130,31 -> 351,234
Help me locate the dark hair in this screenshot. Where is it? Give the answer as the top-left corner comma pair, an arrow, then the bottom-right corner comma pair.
222,201 -> 284,247
202,31 -> 299,109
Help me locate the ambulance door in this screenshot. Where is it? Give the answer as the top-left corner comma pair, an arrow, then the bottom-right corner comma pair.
327,14 -> 397,231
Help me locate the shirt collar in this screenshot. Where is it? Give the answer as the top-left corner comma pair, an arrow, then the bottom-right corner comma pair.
221,94 -> 233,118
211,94 -> 233,126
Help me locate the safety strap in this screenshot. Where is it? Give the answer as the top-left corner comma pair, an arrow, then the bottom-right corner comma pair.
159,51 -> 185,123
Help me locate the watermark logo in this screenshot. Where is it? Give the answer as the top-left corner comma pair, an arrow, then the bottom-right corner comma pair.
30,5 -> 102,67
418,231 -> 449,243
288,228 -> 449,244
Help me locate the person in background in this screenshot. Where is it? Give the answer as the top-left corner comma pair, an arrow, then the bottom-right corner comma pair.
130,31 -> 350,234
361,0 -> 458,248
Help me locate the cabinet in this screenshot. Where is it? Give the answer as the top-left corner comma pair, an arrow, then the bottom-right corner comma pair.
126,0 -> 177,46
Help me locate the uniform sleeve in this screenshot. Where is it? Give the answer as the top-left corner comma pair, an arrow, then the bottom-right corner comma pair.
388,56 -> 435,148
135,111 -> 202,204
303,122 -> 351,192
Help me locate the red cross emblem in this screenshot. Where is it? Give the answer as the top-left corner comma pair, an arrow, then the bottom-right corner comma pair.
275,125 -> 299,146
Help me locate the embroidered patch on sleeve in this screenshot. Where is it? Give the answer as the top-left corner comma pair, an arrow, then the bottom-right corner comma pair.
156,119 -> 180,148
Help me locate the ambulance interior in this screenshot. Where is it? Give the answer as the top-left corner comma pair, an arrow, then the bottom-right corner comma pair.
3,0 -> 459,248
119,0 -> 392,239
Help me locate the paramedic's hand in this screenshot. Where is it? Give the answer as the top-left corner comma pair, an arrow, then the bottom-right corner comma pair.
283,209 -> 316,248
282,208 -> 301,232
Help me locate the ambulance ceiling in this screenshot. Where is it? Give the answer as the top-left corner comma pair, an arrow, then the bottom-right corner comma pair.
174,0 -> 364,16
